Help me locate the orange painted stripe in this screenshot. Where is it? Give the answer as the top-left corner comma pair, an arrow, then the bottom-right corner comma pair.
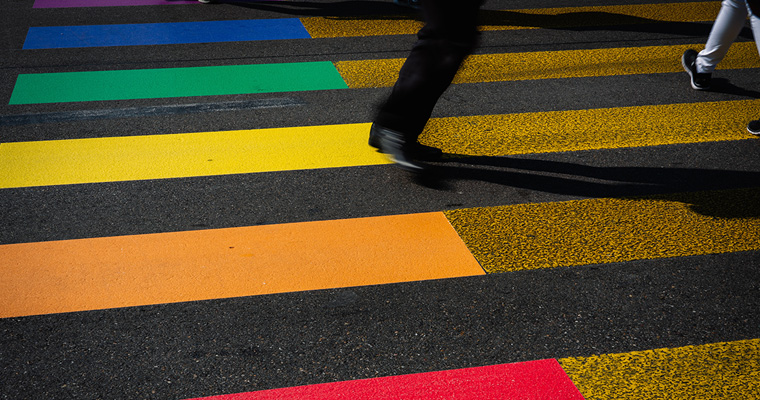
0,213 -> 484,318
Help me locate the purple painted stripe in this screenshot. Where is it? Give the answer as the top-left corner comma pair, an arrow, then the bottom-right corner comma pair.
33,0 -> 277,8
34,0 -> 198,7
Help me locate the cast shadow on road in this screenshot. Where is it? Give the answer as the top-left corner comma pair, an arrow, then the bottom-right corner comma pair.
707,79 -> 760,99
211,0 -> 755,39
412,152 -> 760,219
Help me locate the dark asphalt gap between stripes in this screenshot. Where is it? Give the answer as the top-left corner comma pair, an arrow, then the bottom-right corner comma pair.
0,98 -> 305,126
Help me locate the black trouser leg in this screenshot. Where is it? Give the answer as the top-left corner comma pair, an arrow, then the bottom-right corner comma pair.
374,0 -> 481,140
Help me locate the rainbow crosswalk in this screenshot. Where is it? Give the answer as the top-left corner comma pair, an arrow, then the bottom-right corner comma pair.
2,0 -> 760,398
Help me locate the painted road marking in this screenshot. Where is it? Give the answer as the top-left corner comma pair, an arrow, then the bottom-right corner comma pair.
2,186 -> 756,318
301,1 -> 721,37
11,42 -> 758,104
183,359 -> 584,400
560,339 -> 760,399
2,100 -> 757,189
0,212 -> 484,318
9,62 -> 347,105
445,187 -> 760,273
33,0 -> 198,7
23,19 -> 311,49
336,42 -> 760,88
421,99 -> 760,156
0,123 -> 387,189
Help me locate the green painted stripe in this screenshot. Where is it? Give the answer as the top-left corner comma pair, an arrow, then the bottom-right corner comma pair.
9,62 -> 348,105
444,187 -> 760,273
559,339 -> 760,400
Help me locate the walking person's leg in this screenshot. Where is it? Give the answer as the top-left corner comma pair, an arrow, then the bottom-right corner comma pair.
682,0 -> 748,90
697,0 -> 749,73
371,0 -> 482,171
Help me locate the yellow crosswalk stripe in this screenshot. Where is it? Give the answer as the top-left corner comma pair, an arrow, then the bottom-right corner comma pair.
560,339 -> 760,399
302,1 -> 721,38
421,99 -> 759,156
336,42 -> 759,88
444,187 -> 760,273
2,100 -> 756,189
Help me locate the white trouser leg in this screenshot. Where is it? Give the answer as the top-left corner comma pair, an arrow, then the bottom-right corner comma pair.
696,0 -> 748,73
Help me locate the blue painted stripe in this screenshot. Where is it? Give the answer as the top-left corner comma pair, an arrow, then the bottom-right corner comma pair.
23,19 -> 311,49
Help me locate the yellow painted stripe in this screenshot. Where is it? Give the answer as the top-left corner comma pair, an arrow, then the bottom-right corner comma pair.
302,1 -> 720,38
559,339 -> 760,399
420,99 -> 760,156
337,42 -> 759,88
0,212 -> 484,318
1,100 -> 757,189
444,187 -> 760,273
0,123 -> 388,189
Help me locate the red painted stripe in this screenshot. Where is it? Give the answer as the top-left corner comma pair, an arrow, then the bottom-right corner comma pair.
185,359 -> 585,400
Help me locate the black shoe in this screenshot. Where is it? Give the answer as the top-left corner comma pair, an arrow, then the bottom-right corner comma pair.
369,124 -> 442,161
681,49 -> 712,90
748,119 -> 760,136
371,124 -> 425,172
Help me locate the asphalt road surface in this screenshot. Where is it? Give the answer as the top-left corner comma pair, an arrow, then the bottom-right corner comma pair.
1,0 -> 759,398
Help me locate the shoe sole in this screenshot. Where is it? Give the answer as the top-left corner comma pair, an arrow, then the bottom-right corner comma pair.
369,128 -> 442,161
